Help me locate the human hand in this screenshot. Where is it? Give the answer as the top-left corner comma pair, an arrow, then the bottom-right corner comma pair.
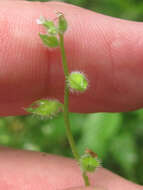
0,146 -> 141,190
0,0 -> 143,189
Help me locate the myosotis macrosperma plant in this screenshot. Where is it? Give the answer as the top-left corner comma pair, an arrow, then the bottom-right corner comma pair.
26,13 -> 101,187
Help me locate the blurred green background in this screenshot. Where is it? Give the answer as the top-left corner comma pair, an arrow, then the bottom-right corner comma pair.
1,0 -> 143,185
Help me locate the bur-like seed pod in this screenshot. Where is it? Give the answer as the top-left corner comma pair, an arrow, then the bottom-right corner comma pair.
80,150 -> 101,172
67,71 -> 88,92
26,99 -> 63,118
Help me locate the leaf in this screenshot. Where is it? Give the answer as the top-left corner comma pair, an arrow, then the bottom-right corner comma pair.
43,21 -> 58,35
43,20 -> 55,28
39,33 -> 59,47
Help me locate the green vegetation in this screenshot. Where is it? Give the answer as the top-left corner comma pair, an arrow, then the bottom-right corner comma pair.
1,111 -> 143,184
1,0 -> 143,185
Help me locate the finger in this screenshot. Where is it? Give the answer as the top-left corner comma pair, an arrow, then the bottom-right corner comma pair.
64,187 -> 105,190
0,0 -> 24,1
1,1 -> 143,115
0,147 -> 142,190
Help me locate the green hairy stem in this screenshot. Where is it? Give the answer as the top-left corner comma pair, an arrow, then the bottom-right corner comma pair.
59,32 -> 90,186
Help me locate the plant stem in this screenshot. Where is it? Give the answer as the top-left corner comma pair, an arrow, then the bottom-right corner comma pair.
59,33 -> 79,161
59,33 -> 90,186
83,171 -> 90,186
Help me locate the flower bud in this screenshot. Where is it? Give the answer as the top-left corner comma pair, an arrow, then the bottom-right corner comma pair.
57,12 -> 68,34
67,71 -> 88,92
36,16 -> 46,25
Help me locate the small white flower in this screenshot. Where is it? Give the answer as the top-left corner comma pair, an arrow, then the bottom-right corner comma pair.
36,16 -> 46,25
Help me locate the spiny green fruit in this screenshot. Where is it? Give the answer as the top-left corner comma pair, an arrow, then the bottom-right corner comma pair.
67,71 -> 88,92
26,99 -> 63,118
80,154 -> 101,172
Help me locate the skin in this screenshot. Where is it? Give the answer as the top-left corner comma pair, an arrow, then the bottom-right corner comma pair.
0,0 -> 143,190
